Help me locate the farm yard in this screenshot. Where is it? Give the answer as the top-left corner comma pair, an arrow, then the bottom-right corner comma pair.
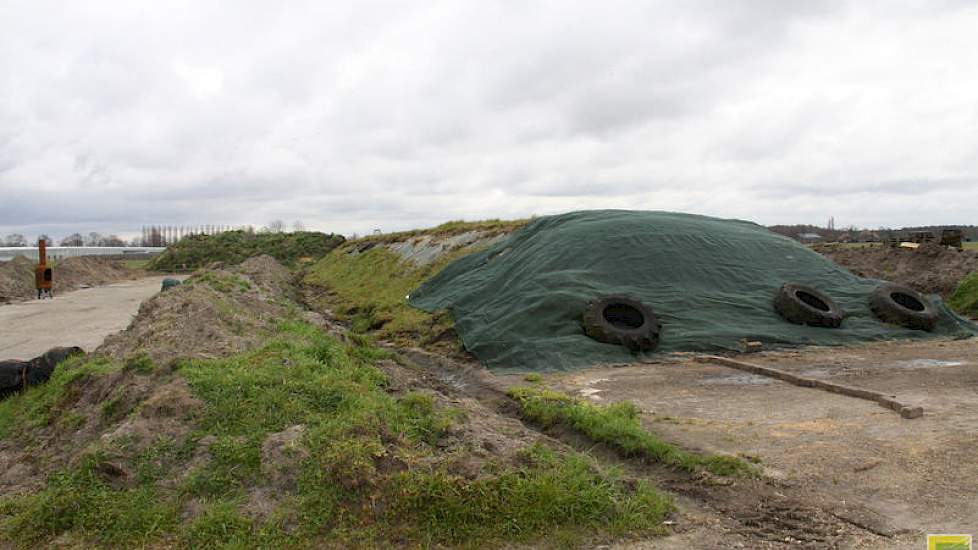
1,213 -> 976,549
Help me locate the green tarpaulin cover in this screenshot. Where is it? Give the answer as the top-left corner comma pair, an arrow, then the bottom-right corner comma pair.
409,210 -> 977,372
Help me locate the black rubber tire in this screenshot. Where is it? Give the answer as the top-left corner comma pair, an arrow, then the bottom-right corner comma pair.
0,360 -> 28,400
773,283 -> 844,328
582,295 -> 661,352
869,284 -> 938,331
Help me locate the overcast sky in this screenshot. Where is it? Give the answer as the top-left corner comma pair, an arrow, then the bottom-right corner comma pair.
1,1 -> 977,239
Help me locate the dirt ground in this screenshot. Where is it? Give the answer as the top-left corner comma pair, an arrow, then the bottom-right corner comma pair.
497,338 -> 978,548
0,276 -> 179,360
815,243 -> 978,296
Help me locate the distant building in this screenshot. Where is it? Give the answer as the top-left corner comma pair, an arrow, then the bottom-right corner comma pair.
797,232 -> 823,243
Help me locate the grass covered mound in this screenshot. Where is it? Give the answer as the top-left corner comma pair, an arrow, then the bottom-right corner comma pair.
0,321 -> 675,548
148,230 -> 345,271
304,219 -> 525,349
949,271 -> 978,317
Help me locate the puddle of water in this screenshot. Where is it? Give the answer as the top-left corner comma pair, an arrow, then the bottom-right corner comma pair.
579,388 -> 604,400
800,368 -> 831,377
578,378 -> 610,400
890,359 -> 966,369
701,374 -> 773,386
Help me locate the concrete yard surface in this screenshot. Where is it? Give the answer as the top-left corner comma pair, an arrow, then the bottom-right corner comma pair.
0,276 -> 177,360
499,338 -> 978,549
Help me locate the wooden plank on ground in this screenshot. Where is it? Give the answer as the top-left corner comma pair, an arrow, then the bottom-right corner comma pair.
693,355 -> 924,419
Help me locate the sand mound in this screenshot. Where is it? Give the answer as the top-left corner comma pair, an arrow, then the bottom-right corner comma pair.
815,243 -> 978,296
0,256 -> 140,304
98,257 -> 293,364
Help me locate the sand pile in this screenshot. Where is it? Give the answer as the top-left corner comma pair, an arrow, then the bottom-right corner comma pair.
0,256 -> 141,304
97,256 -> 292,364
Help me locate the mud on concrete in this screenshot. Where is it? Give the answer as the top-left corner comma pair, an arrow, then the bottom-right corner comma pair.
526,338 -> 978,549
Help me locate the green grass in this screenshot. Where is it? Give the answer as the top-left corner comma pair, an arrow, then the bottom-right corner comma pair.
949,271 -> 978,317
303,217 -> 530,346
305,246 -> 464,346
148,230 -> 345,271
0,453 -> 181,547
2,320 -> 674,547
0,354 -> 118,440
185,271 -> 253,294
963,242 -> 978,250
121,259 -> 149,269
354,218 -> 529,246
507,387 -> 755,477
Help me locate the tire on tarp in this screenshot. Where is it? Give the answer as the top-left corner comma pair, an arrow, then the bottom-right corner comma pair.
869,284 -> 938,331
582,295 -> 661,352
774,283 -> 844,328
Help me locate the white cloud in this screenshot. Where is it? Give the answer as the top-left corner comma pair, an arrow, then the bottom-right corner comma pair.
1,0 -> 977,239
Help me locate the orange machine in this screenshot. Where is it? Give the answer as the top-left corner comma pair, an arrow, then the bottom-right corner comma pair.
35,239 -> 53,299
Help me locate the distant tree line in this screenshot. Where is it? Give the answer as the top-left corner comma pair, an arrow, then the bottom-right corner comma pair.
769,224 -> 978,243
1,220 -> 306,248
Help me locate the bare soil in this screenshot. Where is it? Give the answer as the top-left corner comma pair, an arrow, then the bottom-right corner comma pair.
815,243 -> 978,296
98,255 -> 293,364
0,256 -> 141,304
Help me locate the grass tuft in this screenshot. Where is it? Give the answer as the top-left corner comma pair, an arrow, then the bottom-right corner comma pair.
949,271 -> 978,317
507,386 -> 755,477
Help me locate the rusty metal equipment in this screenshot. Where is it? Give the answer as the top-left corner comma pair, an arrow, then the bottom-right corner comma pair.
35,239 -> 53,299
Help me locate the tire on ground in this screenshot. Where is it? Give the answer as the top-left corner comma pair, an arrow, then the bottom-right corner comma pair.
582,295 -> 661,352
773,283 -> 844,328
869,284 -> 938,331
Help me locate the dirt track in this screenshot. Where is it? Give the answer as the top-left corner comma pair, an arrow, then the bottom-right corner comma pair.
0,276 -> 176,360
503,339 -> 978,548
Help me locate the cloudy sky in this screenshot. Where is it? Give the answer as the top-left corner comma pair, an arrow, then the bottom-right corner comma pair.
1,1 -> 977,239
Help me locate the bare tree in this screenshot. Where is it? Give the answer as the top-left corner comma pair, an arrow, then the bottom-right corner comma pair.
60,233 -> 84,247
36,234 -> 52,245
2,233 -> 27,247
85,232 -> 104,246
266,219 -> 285,233
292,220 -> 305,232
103,234 -> 125,247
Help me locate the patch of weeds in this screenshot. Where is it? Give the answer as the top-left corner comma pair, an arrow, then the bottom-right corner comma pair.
187,271 -> 253,294
0,453 -> 180,546
183,436 -> 262,499
523,373 -> 543,383
59,411 -> 87,431
100,391 -> 130,422
949,271 -> 978,317
123,352 -> 155,374
387,444 -> 673,546
148,229 -> 344,271
507,387 -> 755,477
304,245 -> 472,346
178,499 -> 255,548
